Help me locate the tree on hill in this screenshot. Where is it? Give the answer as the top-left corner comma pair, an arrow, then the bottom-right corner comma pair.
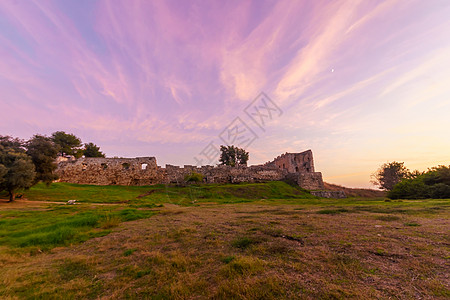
51,131 -> 83,158
26,135 -> 59,185
371,161 -> 409,191
219,145 -> 249,167
83,142 -> 105,157
0,145 -> 36,202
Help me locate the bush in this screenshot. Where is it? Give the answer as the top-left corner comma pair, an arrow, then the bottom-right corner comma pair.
388,165 -> 450,199
429,183 -> 450,199
184,172 -> 204,183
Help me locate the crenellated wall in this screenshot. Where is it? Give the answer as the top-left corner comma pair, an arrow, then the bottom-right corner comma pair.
56,150 -> 325,190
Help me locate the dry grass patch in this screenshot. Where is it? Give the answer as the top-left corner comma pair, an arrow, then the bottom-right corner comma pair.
0,197 -> 449,299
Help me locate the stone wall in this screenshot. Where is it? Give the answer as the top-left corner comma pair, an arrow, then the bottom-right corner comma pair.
164,164 -> 286,185
56,157 -> 165,185
311,190 -> 347,199
55,150 -> 326,191
265,150 -> 315,173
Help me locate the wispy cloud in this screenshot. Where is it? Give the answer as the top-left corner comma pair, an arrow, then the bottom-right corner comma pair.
0,0 -> 449,187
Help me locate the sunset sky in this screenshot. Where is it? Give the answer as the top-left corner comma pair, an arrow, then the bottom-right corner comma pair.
1,0 -> 449,188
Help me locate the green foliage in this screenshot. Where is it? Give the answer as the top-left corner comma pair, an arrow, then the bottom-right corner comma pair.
219,145 -> 249,167
184,172 -> 204,183
371,161 -> 409,190
388,165 -> 450,199
0,135 -> 24,152
51,131 -> 82,157
0,164 -> 6,184
83,142 -> 105,157
0,145 -> 36,201
26,135 -> 59,185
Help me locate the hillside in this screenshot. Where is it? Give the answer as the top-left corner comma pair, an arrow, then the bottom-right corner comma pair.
324,182 -> 386,198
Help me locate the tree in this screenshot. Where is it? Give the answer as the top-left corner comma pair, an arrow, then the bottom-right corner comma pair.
371,161 -> 409,191
51,131 -> 82,157
219,145 -> 249,167
26,135 -> 59,185
0,135 -> 24,152
388,165 -> 450,199
0,164 -> 7,184
83,142 -> 105,157
0,145 -> 36,202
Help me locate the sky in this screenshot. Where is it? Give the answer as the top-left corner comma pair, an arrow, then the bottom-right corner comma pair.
1,0 -> 449,188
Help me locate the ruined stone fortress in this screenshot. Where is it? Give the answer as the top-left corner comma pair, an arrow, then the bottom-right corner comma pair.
56,150 -> 328,191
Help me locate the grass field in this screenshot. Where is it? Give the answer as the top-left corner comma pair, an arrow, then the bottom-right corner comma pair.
0,182 -> 449,299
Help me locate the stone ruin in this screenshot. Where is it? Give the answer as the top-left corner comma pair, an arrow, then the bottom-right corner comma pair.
55,149 -> 345,197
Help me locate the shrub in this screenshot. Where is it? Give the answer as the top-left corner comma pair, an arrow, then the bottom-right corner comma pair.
184,172 -> 203,183
388,166 -> 450,199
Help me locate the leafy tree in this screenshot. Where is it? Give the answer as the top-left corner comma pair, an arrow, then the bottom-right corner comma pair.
0,164 -> 7,184
388,165 -> 450,199
83,142 -> 105,158
0,145 -> 36,202
219,145 -> 249,167
26,135 -> 59,185
51,131 -> 82,157
371,161 -> 409,190
0,135 -> 24,152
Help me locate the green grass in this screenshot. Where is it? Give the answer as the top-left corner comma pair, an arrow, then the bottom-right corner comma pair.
24,182 -> 160,203
231,236 -> 258,249
375,215 -> 401,221
6,182 -> 445,254
0,205 -> 155,251
317,208 -> 350,214
123,248 -> 137,256
0,182 -> 449,299
24,181 -> 317,204
23,182 -> 450,209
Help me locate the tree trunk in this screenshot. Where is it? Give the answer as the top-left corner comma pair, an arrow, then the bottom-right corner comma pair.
8,190 -> 15,202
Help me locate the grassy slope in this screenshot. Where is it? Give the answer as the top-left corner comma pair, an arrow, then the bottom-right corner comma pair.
324,182 -> 386,198
0,182 -> 449,299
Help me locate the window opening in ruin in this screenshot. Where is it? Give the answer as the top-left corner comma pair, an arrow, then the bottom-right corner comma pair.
295,167 -> 299,172
283,163 -> 285,169
101,163 -> 108,170
141,163 -> 148,170
122,163 -> 130,170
